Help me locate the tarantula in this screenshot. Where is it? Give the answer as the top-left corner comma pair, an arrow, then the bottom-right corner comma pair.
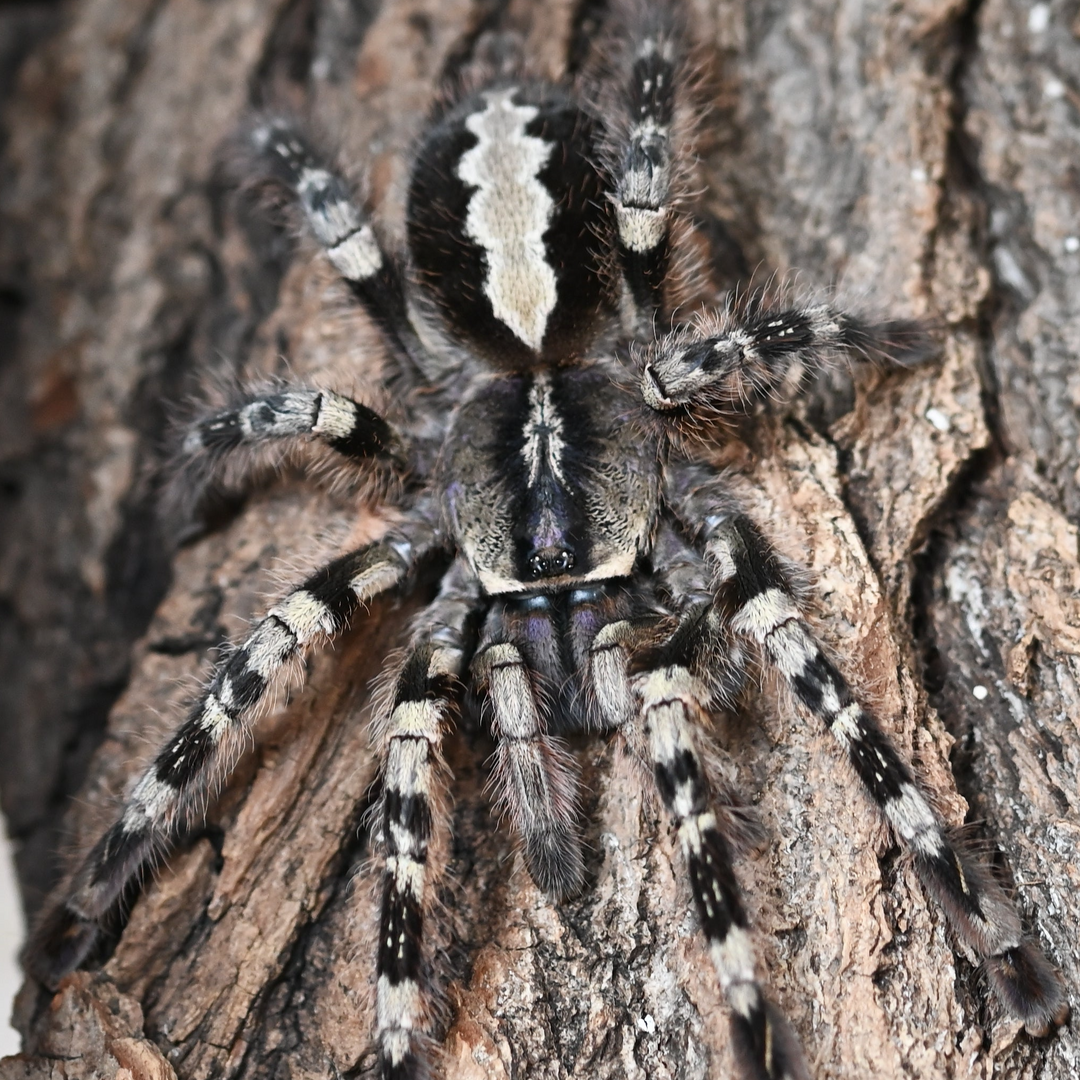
28,1 -> 1068,1077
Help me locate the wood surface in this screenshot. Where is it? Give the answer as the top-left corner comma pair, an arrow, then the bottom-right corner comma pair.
1,0 -> 1078,1077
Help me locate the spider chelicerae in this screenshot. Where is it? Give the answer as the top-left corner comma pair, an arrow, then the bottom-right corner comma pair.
27,1 -> 1069,1077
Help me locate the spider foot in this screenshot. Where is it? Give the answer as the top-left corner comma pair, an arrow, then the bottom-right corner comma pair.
524,823 -> 586,901
986,942 -> 1070,1036
730,999 -> 809,1080
24,903 -> 101,990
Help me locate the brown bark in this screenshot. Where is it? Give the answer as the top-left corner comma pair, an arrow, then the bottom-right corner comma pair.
1,1 -> 1078,1078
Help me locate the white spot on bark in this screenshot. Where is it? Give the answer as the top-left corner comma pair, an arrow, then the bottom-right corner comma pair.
993,245 -> 1036,300
945,563 -> 990,657
925,406 -> 951,432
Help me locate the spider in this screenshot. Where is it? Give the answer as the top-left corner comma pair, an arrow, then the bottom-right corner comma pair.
26,1 -> 1068,1077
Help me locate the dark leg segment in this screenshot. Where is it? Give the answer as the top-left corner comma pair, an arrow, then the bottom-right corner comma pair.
374,562 -> 476,1080
640,301 -> 930,414
665,463 -> 1069,1035
27,532 -> 428,988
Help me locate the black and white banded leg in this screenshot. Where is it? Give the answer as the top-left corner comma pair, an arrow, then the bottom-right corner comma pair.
609,7 -> 684,322
374,563 -> 476,1080
688,504 -> 1069,1035
589,586 -> 804,1080
640,301 -> 930,414
27,533 -> 425,988
588,605 -> 806,1080
473,639 -> 584,900
637,658 -> 807,1080
251,118 -> 423,367
181,386 -> 403,470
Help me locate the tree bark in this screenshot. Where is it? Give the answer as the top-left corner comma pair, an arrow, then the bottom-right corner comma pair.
1,1 -> 1078,1078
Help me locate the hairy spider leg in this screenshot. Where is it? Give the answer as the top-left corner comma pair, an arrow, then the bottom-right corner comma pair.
473,631 -> 585,901
181,387 -> 403,468
641,301 -> 931,413
665,465 -> 1069,1035
250,118 -> 427,372
589,608 -> 809,1080
606,1 -> 686,324
169,387 -> 406,519
26,528 -> 434,990
374,562 -> 477,1080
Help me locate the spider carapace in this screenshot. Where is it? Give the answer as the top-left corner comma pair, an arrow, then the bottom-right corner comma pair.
28,2 -> 1068,1078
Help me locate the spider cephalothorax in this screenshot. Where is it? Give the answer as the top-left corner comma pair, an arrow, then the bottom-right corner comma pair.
28,2 -> 1068,1078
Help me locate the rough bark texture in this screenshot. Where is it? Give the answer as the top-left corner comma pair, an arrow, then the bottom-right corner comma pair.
1,0 -> 1078,1078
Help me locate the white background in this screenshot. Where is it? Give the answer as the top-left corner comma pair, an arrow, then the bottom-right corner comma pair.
0,826 -> 25,1058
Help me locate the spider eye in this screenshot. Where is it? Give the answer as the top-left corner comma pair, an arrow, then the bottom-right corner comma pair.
527,548 -> 575,578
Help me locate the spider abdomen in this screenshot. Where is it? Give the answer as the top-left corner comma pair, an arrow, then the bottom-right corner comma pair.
407,83 -> 619,368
